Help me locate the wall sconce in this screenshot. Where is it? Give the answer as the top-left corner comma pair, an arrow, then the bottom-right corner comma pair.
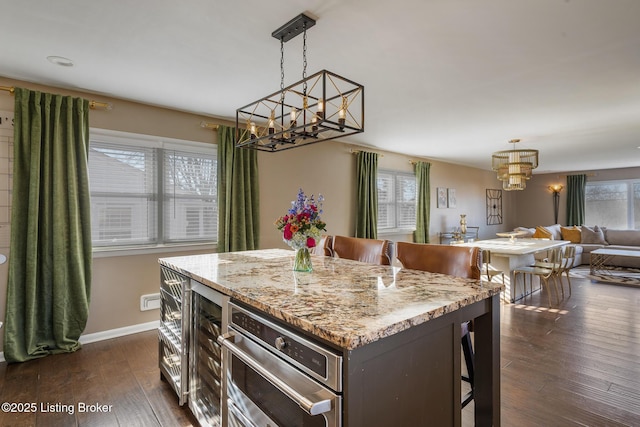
548,184 -> 564,224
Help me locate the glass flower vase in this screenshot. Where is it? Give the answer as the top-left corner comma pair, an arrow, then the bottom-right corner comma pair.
293,247 -> 313,272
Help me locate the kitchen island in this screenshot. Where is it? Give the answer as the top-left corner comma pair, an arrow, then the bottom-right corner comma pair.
160,249 -> 502,427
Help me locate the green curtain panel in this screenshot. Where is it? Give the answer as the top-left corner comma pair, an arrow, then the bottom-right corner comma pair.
566,174 -> 587,226
4,88 -> 92,363
217,125 -> 260,252
414,161 -> 431,243
355,151 -> 378,238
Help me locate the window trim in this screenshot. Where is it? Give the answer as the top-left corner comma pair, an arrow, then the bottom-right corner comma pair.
89,128 -> 217,255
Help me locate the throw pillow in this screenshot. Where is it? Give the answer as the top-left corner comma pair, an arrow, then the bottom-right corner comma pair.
561,226 -> 581,243
533,226 -> 553,239
514,227 -> 535,237
581,225 -> 608,245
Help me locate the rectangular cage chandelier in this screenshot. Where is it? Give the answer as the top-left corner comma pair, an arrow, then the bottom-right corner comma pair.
235,13 -> 365,152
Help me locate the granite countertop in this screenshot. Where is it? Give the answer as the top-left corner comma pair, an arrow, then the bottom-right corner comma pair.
159,249 -> 503,350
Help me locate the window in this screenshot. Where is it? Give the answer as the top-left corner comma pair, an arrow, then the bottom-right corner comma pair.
377,170 -> 416,232
585,180 -> 640,229
88,129 -> 217,248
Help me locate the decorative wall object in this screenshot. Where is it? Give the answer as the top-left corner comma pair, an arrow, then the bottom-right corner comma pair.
486,189 -> 503,225
447,188 -> 457,208
437,187 -> 447,208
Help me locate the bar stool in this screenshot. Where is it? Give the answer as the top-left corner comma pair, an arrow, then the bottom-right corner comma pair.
395,242 -> 482,408
331,236 -> 394,266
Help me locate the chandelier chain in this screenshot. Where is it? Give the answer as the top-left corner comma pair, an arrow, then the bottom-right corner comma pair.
302,22 -> 308,94
279,37 -> 285,103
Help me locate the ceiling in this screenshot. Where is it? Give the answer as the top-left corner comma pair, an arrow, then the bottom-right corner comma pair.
2,0 -> 640,174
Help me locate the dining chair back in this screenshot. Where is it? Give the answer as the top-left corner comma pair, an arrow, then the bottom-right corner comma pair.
514,247 -> 562,306
557,245 -> 576,297
481,249 -> 505,282
331,236 -> 393,266
482,250 -> 506,301
466,226 -> 480,241
396,242 -> 482,279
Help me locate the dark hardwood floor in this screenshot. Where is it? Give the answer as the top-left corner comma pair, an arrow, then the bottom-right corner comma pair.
0,330 -> 196,426
0,273 -> 638,426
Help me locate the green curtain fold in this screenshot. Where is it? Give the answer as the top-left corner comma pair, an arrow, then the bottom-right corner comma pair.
217,125 -> 260,252
566,174 -> 587,226
414,161 -> 431,243
355,151 -> 378,238
4,88 -> 92,363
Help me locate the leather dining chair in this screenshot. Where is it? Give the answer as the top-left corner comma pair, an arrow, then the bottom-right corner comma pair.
331,236 -> 394,266
395,242 -> 482,408
396,242 -> 482,279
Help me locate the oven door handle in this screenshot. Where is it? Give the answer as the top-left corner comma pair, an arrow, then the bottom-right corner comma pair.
218,331 -> 333,417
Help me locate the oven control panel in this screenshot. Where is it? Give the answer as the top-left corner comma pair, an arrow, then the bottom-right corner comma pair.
228,302 -> 343,391
231,309 -> 328,377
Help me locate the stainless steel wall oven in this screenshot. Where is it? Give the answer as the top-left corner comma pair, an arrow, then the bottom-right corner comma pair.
218,302 -> 343,427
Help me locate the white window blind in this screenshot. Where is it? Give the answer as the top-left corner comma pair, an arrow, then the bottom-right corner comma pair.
163,149 -> 217,242
88,130 -> 217,248
377,170 -> 416,231
89,142 -> 157,246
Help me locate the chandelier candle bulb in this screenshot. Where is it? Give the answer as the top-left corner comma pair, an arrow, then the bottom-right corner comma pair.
250,122 -> 257,139
290,107 -> 297,127
268,113 -> 275,135
317,98 -> 324,119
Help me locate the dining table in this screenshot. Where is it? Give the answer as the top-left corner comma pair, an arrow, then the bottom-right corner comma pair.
457,237 -> 570,302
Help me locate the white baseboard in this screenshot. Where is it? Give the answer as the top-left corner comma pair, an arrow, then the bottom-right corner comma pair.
0,320 -> 160,363
78,320 -> 160,345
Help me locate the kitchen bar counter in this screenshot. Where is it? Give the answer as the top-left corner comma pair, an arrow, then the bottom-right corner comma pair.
159,248 -> 503,350
160,248 -> 502,426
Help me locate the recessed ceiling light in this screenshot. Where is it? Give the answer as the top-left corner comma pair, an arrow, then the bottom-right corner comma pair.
46,56 -> 74,67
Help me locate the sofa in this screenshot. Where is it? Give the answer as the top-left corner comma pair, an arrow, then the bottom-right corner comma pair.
513,224 -> 640,268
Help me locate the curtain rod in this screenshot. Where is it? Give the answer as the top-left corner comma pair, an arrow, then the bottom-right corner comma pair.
557,172 -> 597,178
1,85 -> 113,110
200,121 -> 219,130
349,149 -> 384,157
